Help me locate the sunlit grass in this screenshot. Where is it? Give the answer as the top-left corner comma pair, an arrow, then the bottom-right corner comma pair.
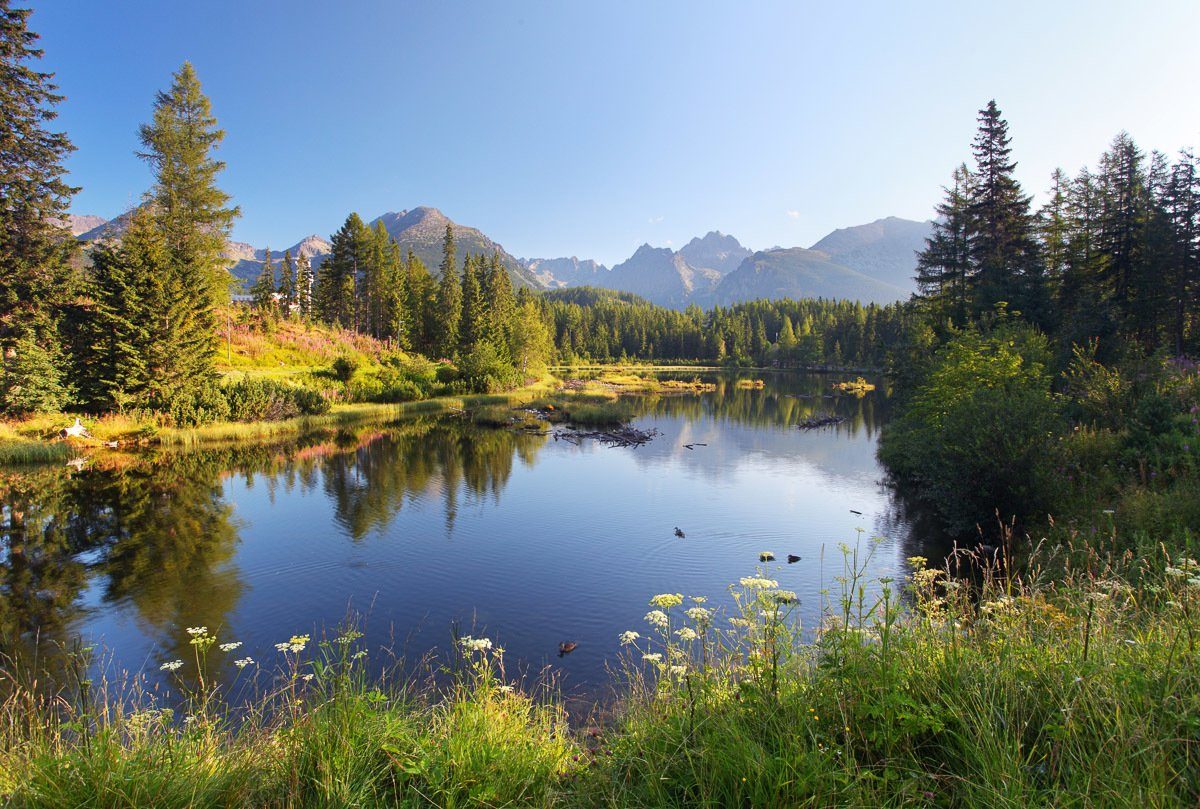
3,535 -> 1197,806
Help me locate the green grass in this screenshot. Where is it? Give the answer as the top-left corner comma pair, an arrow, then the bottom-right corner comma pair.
0,440 -> 70,465
3,535 -> 1198,806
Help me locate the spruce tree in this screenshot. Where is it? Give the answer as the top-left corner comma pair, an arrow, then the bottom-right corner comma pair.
966,100 -> 1045,324
915,164 -> 973,327
404,249 -> 435,353
1164,150 -> 1200,353
430,226 -> 461,357
251,249 -> 276,312
295,252 -> 314,319
317,214 -> 366,328
0,1 -> 78,413
459,254 -> 483,353
109,62 -> 238,406
278,250 -> 297,316
481,252 -> 515,357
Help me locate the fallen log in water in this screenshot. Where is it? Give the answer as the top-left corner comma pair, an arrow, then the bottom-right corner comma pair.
796,415 -> 846,430
555,426 -> 661,448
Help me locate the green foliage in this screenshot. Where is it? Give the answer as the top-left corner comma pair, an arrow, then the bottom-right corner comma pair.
4,541 -> 1199,806
456,343 -> 519,394
0,334 -> 70,415
0,2 -> 78,378
880,320 -> 1064,533
331,355 -> 360,384
165,378 -> 329,427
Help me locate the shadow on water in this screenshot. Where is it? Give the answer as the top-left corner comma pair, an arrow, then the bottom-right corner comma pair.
1,371 -> 940,700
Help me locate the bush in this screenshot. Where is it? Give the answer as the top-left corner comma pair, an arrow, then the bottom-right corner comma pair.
458,344 -> 520,394
167,378 -> 328,427
879,320 -> 1064,535
331,356 -> 360,383
167,380 -> 231,427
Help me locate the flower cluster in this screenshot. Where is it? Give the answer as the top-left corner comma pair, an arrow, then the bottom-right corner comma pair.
234,657 -> 255,669
649,593 -> 683,608
219,641 -> 242,652
459,635 -> 493,653
644,610 -> 669,629
619,630 -> 641,645
160,659 -> 183,672
275,634 -> 310,654
739,576 -> 778,590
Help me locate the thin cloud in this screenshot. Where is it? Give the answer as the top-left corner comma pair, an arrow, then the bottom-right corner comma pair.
786,210 -> 800,219
648,215 -> 664,224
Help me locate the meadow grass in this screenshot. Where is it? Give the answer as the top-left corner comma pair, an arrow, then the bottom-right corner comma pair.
2,535 -> 1198,807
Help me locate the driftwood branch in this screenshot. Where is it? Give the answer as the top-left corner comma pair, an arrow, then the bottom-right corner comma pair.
796,415 -> 846,430
555,426 -> 661,448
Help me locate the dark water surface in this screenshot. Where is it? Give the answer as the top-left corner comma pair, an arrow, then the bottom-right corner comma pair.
1,372 -> 918,699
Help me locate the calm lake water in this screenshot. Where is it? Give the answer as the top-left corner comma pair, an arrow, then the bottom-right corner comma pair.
1,372 -> 923,701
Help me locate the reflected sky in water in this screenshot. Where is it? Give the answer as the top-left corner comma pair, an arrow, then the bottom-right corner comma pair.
1,372 -> 914,698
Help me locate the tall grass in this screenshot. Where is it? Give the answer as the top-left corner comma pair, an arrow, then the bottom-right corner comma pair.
2,537 -> 1198,806
0,441 -> 70,465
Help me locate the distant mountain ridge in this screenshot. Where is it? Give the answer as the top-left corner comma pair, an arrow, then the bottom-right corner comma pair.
68,208 -> 931,305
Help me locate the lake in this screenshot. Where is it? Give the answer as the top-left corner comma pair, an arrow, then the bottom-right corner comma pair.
0,371 -> 921,702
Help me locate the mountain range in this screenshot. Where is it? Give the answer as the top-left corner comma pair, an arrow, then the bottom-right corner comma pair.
71,207 -> 931,308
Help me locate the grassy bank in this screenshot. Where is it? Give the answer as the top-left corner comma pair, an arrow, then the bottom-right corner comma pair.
3,537 -> 1198,807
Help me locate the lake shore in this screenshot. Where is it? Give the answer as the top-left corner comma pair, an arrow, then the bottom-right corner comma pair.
0,366 -> 807,460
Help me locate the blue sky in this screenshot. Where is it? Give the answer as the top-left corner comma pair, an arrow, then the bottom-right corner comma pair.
32,0 -> 1200,266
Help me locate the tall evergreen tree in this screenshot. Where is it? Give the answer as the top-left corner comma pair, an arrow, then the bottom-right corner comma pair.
317,213 -> 366,328
138,62 -> 239,307
1164,150 -> 1200,353
86,210 -> 212,411
251,249 -> 276,312
404,249 -> 435,353
278,250 -> 297,315
459,254 -> 483,353
429,226 -> 461,357
0,1 -> 78,413
481,252 -> 515,356
914,164 -> 973,327
966,100 -> 1045,324
295,252 -> 314,319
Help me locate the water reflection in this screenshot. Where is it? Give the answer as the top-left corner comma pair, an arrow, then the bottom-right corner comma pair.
1,372 -> 913,694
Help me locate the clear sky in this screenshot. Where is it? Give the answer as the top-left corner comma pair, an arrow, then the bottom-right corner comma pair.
30,0 -> 1200,266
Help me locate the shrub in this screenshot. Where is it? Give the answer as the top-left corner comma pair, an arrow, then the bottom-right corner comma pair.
879,320 -> 1064,535
458,344 -> 520,394
331,356 -> 360,383
167,380 -> 232,427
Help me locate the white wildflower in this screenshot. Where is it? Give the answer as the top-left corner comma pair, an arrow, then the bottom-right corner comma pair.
644,610 -> 669,629
459,636 -> 493,653
498,685 -> 514,694
642,653 -> 663,663
301,673 -> 314,682
739,576 -> 778,590
185,626 -> 208,637
218,642 -> 242,652
160,660 -> 183,672
675,627 -> 699,641
619,631 -> 641,645
234,657 -> 255,669
669,665 -> 687,677
685,607 -> 712,623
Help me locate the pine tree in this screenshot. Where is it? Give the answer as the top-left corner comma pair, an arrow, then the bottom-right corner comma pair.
138,62 -> 239,306
251,249 -> 276,312
459,254 -> 483,353
317,213 -> 366,328
481,252 -> 515,357
278,250 -> 297,316
966,100 -> 1045,324
102,62 -> 238,407
87,210 -> 207,410
404,249 -> 435,353
1,332 -> 69,414
295,252 -> 314,319
1164,150 -> 1200,353
429,226 -> 461,357
915,164 -> 973,327
0,1 -> 78,413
